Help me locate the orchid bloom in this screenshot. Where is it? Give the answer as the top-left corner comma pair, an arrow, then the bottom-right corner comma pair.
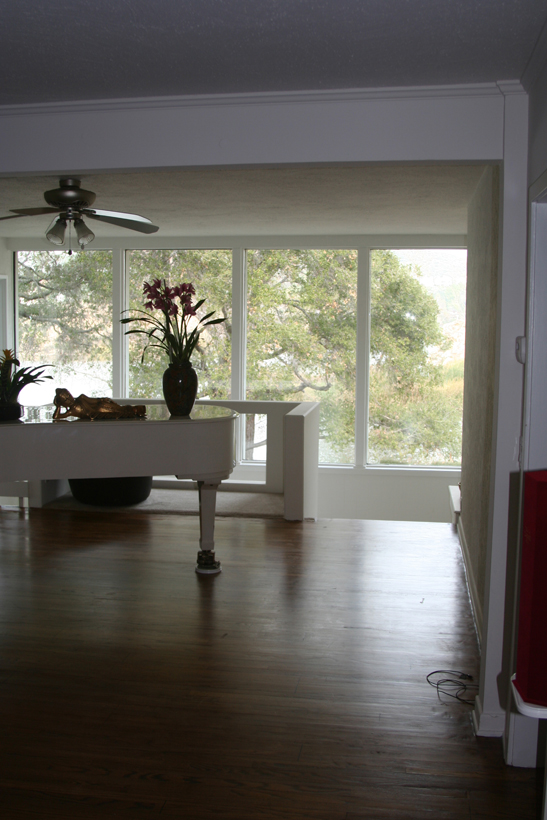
121,278 -> 225,365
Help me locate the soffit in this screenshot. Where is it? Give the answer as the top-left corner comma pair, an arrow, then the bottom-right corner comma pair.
0,165 -> 486,239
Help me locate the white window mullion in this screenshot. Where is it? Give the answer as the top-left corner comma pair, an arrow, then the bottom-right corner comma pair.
111,248 -> 127,398
231,247 -> 246,400
231,247 -> 247,463
10,252 -> 18,354
355,246 -> 370,467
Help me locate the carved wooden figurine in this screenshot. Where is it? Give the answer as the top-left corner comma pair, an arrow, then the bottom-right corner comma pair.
52,388 -> 146,421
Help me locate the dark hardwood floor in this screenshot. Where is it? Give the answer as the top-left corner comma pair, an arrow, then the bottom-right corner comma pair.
0,509 -> 540,818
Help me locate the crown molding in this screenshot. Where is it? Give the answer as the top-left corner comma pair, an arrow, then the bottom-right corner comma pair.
496,80 -> 527,96
0,83 -> 505,119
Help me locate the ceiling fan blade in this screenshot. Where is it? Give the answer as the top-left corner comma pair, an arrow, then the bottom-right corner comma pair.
11,207 -> 61,216
82,209 -> 159,234
0,207 -> 62,221
0,213 -> 33,221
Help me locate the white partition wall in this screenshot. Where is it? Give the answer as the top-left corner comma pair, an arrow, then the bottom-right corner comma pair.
284,402 -> 320,521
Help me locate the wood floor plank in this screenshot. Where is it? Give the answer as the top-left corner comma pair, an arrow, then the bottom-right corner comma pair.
0,509 -> 539,819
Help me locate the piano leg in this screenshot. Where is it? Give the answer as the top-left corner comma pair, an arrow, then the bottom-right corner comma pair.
196,480 -> 222,574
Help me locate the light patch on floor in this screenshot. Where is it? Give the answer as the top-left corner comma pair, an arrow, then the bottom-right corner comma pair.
45,488 -> 285,518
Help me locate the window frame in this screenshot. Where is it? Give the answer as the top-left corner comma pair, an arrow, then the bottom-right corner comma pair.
10,233 -> 466,473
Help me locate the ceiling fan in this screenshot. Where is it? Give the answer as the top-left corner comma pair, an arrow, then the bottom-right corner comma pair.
0,178 -> 159,252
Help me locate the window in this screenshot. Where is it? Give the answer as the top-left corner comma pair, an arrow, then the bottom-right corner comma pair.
13,241 -> 465,470
17,250 -> 113,404
246,249 -> 357,464
368,249 -> 466,466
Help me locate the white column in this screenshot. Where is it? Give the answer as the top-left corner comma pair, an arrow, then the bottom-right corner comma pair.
473,83 -> 529,738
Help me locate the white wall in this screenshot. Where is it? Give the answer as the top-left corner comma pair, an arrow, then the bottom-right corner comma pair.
318,467 -> 458,522
472,88 -> 528,739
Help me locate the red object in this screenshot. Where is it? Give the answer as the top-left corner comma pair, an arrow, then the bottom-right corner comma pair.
514,470 -> 547,707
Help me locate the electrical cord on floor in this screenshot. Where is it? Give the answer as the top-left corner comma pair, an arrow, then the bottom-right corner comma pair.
426,669 -> 479,704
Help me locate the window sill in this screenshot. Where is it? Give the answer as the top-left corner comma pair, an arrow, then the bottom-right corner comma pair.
319,463 -> 461,476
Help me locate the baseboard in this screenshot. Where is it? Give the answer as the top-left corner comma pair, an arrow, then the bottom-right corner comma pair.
457,517 -> 483,648
473,694 -> 505,737
504,710 -> 541,767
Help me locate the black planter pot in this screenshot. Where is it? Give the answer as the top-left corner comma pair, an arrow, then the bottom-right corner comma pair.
68,476 -> 153,507
0,402 -> 23,422
162,361 -> 198,416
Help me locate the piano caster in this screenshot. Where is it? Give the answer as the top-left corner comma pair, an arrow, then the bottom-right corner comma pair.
195,550 -> 222,575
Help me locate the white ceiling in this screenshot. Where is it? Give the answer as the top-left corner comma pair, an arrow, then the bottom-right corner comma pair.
0,1 -> 545,105
0,165 -> 486,239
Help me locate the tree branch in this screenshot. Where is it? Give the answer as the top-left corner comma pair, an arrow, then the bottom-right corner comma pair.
292,365 -> 331,393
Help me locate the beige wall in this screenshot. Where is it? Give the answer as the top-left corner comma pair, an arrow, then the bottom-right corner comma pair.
460,165 -> 500,625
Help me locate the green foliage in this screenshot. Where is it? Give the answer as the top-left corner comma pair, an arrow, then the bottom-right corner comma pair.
369,250 -> 462,465
370,250 -> 448,392
368,362 -> 464,465
18,251 -> 113,366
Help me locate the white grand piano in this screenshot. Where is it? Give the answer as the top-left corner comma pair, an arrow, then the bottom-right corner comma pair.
0,403 -> 238,573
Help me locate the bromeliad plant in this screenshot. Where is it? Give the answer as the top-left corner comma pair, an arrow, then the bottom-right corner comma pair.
120,278 -> 226,364
0,349 -> 52,404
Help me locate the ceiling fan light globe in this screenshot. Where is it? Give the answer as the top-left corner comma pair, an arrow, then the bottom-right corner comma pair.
74,217 -> 95,246
45,217 -> 67,245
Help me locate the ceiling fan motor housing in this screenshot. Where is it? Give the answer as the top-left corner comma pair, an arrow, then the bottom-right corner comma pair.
44,178 -> 96,211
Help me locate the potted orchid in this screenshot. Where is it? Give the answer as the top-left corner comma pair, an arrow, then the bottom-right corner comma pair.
0,349 -> 52,422
121,278 -> 225,416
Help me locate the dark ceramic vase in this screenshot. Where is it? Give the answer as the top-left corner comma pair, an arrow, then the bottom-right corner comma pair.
0,402 -> 23,422
162,361 -> 198,416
